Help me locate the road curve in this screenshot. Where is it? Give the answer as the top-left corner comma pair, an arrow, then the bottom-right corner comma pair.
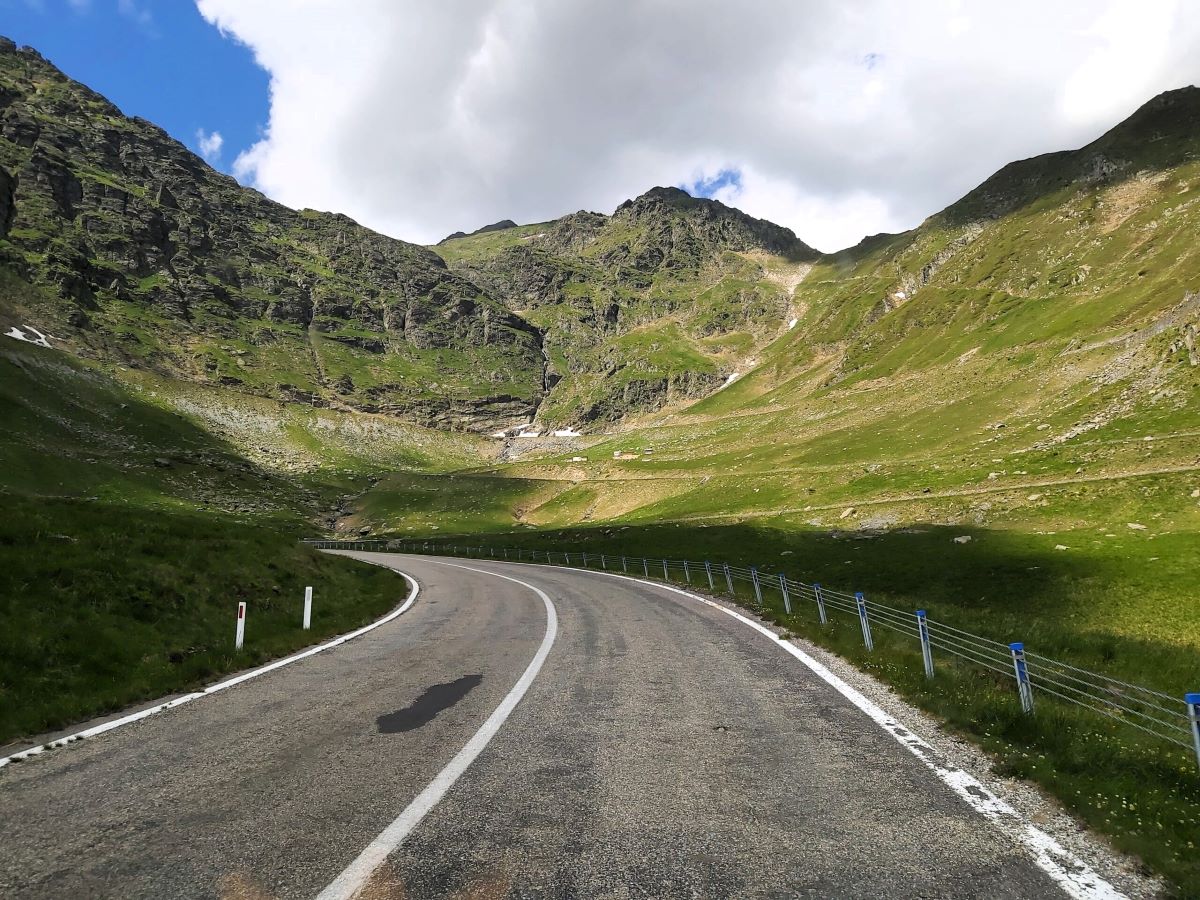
0,553 -> 1080,898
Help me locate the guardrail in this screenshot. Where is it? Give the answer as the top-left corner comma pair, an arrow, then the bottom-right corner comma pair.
306,538 -> 1200,769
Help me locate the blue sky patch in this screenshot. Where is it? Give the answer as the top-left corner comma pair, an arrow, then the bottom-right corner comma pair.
0,0 -> 267,173
681,167 -> 743,199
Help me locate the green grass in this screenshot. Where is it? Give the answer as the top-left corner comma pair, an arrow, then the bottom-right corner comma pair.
0,341 -> 423,745
0,496 -> 404,744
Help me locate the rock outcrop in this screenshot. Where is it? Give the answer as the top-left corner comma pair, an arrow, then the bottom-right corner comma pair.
437,186 -> 817,426
0,37 -> 544,429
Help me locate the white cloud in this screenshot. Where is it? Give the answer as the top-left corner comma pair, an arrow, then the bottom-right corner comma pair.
195,128 -> 224,163
195,0 -> 1200,252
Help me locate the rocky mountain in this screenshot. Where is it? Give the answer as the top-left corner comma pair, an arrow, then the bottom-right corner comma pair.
0,35 -> 821,432
436,186 -> 818,424
3,33 -> 1195,439
0,37 -> 544,430
796,85 -> 1200,390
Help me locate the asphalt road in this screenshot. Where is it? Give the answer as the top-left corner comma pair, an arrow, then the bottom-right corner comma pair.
0,553 -> 1074,898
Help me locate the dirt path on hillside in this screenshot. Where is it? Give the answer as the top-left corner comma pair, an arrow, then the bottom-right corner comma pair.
666,462 -> 1200,523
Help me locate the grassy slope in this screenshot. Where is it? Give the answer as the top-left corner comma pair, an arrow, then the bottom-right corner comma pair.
434,214 -> 811,427
0,334 -> 443,745
0,49 -> 544,422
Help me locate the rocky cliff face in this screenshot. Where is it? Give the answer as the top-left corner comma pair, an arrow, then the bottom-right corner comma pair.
437,187 -> 817,426
0,37 -> 544,430
0,164 -> 13,238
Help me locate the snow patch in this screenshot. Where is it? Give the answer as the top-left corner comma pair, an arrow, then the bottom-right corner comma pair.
787,318 -> 798,330
4,324 -> 53,348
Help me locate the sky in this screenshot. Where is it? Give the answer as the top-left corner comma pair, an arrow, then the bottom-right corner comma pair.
1,0 -> 267,169
5,1 -> 1200,252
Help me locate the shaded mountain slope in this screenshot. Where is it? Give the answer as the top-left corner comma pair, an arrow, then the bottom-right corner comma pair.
0,36 -> 544,431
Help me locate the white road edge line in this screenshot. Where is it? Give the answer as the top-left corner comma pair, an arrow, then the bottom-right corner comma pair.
0,557 -> 420,771
315,560 -> 558,900
529,562 -> 1124,900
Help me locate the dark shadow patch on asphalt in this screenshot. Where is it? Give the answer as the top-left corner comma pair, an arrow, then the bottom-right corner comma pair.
377,674 -> 483,734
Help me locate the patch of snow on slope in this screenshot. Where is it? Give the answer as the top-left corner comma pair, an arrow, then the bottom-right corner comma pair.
4,325 -> 52,348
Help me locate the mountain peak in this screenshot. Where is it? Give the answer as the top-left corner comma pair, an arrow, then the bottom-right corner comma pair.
939,83 -> 1200,226
438,218 -> 519,244
614,185 -> 815,259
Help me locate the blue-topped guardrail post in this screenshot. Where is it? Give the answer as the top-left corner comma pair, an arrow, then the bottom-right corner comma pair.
1010,643 -> 1035,713
724,563 -> 734,595
683,560 -> 691,584
751,567 -> 763,608
1186,693 -> 1200,770
916,610 -> 933,679
813,584 -> 827,624
705,561 -> 714,590
855,592 -> 874,651
778,574 -> 791,614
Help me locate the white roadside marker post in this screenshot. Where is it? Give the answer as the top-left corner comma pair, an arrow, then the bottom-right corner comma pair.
235,601 -> 246,650
303,586 -> 313,630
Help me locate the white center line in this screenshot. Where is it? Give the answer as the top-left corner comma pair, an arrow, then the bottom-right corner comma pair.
315,560 -> 558,900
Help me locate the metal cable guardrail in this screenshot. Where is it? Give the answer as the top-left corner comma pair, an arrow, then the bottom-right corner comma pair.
304,538 -> 1200,769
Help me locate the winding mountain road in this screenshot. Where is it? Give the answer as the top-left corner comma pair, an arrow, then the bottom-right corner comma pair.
0,553 -> 1109,898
